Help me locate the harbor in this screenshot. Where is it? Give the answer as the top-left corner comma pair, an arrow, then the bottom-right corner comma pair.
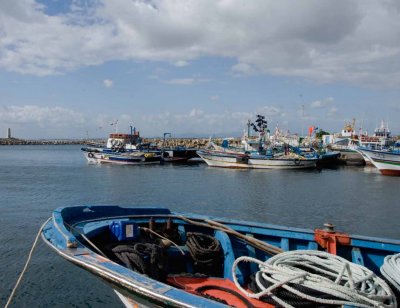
2,1 -> 400,306
1,144 -> 400,307
4,115 -> 400,173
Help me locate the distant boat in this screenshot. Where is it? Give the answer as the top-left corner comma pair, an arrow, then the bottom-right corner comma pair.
356,121 -> 395,165
81,128 -> 160,165
160,133 -> 199,163
82,130 -> 198,164
323,119 -> 395,166
316,150 -> 341,167
83,151 -> 162,165
358,144 -> 400,176
197,149 -> 318,169
197,115 -> 318,169
42,205 -> 400,307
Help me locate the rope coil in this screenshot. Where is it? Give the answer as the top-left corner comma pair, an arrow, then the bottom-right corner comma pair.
186,232 -> 222,275
232,250 -> 397,308
381,253 -> 400,293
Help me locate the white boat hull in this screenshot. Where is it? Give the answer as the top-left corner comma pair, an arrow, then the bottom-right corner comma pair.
82,151 -> 160,165
83,151 -> 101,164
358,148 -> 400,175
197,151 -> 249,168
197,151 -> 317,169
114,290 -> 162,308
248,157 -> 317,169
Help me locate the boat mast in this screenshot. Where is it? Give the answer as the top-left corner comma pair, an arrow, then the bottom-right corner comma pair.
301,104 -> 305,138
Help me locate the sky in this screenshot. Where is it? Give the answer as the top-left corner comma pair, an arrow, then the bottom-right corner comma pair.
0,0 -> 400,139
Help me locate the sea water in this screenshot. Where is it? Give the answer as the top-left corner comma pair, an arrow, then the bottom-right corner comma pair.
1,145 -> 399,307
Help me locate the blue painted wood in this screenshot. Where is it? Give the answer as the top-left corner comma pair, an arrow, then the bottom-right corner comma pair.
41,205 -> 400,308
214,230 -> 243,284
307,242 -> 319,250
280,238 -> 289,251
351,248 -> 364,266
245,233 -> 259,273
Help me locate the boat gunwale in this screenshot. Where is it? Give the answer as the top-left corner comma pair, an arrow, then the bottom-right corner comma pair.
53,205 -> 400,251
41,229 -> 210,308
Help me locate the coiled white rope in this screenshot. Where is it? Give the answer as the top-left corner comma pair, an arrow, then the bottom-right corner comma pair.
381,253 -> 400,293
232,250 -> 396,308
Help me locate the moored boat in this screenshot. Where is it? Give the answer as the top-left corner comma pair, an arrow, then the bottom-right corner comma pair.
326,139 -> 365,165
197,115 -> 318,169
41,205 -> 400,307
160,133 -> 200,163
81,127 -> 163,165
357,145 -> 400,176
316,150 -> 342,167
83,150 -> 161,165
196,149 -> 318,169
82,130 -> 198,164
322,119 -> 364,165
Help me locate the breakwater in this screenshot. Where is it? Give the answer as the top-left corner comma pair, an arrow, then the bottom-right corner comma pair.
0,138 -> 89,145
142,137 -> 242,148
0,137 -> 243,148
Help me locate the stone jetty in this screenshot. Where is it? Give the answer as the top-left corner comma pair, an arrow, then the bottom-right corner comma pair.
142,137 -> 242,148
0,137 -> 243,148
0,138 -> 89,145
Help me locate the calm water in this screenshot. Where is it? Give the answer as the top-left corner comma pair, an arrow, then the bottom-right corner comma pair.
1,145 -> 399,307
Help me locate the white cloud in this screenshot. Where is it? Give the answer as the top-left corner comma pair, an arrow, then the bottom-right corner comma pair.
311,97 -> 334,108
0,105 -> 85,126
0,103 -> 325,138
232,63 -> 256,76
258,106 -> 285,117
103,79 -> 114,88
173,60 -> 189,67
1,1 -> 400,86
139,107 -> 286,135
210,95 -> 219,101
165,77 -> 210,85
328,107 -> 338,116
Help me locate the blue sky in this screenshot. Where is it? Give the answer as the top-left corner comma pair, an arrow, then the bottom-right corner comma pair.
1,0 -> 400,139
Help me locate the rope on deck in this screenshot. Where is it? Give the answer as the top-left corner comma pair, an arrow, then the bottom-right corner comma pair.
5,217 -> 51,308
381,253 -> 400,293
232,250 -> 396,308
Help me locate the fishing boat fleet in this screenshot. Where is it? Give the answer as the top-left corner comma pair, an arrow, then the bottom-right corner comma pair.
81,116 -> 400,175
81,129 -> 198,165
39,118 -> 400,307
197,115 -> 319,169
42,205 -> 400,307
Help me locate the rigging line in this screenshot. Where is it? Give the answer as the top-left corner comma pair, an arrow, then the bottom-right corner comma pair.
140,227 -> 185,255
5,217 -> 51,308
180,216 -> 283,255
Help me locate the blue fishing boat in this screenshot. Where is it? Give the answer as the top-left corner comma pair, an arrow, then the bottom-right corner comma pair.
41,205 -> 400,307
161,133 -> 199,163
81,128 -> 163,164
82,130 -> 197,164
316,150 -> 342,167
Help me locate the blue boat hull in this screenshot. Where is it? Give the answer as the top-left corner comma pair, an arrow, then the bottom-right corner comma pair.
42,206 -> 400,307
